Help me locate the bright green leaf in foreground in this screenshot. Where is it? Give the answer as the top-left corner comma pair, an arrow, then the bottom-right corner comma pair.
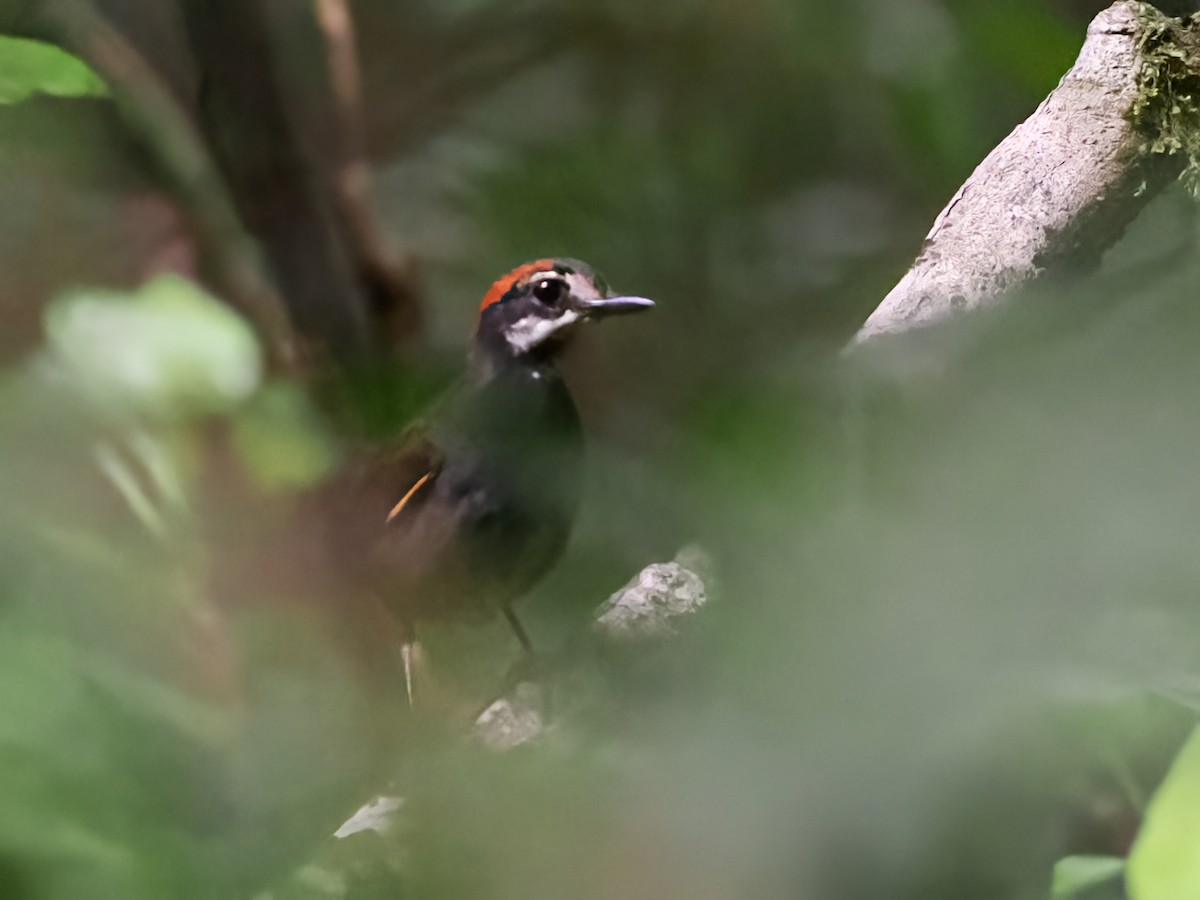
1052,855 -> 1125,898
1127,727 -> 1200,900
0,36 -> 106,104
44,274 -> 263,418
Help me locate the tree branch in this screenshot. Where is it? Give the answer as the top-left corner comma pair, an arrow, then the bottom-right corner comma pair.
313,0 -> 423,350
43,0 -> 296,369
35,0 -> 425,363
179,0 -> 376,364
851,2 -> 1199,350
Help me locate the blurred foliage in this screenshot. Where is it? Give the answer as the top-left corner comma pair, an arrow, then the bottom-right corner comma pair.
0,1 -> 1199,900
45,275 -> 262,420
1052,856 -> 1125,898
1128,728 -> 1200,899
0,36 -> 105,105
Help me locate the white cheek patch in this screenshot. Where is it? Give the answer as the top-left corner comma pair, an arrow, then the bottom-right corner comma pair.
506,310 -> 581,354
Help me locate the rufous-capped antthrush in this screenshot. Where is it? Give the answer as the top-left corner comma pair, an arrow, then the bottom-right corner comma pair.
327,259 -> 653,699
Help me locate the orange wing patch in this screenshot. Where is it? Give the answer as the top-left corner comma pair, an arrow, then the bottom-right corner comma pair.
386,471 -> 434,523
478,258 -> 557,314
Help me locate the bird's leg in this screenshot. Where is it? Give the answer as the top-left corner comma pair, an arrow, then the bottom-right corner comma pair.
400,643 -> 415,706
501,605 -> 545,683
398,618 -> 417,707
502,605 -> 535,658
500,606 -> 553,718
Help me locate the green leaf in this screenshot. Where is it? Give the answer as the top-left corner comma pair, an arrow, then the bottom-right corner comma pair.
44,275 -> 263,419
232,382 -> 338,490
0,36 -> 106,104
1128,727 -> 1200,900
1052,855 -> 1125,898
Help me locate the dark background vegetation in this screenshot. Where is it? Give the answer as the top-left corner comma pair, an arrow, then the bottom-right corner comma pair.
0,1 -> 1198,898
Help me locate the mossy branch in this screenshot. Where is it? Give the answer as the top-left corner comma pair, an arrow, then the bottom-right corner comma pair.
850,2 -> 1200,355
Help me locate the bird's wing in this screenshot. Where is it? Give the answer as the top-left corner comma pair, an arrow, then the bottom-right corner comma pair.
358,424 -> 485,611
376,426 -> 443,525
344,423 -> 444,528
309,421 -> 440,561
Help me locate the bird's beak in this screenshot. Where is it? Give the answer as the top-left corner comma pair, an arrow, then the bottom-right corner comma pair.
579,295 -> 655,317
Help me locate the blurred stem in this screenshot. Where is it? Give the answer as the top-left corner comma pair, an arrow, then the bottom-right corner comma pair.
314,0 -> 424,349
41,0 -> 296,371
129,430 -> 189,516
94,431 -> 196,544
94,440 -> 168,541
178,0 -> 382,364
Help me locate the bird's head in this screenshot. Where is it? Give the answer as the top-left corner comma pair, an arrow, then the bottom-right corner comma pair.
474,258 -> 653,361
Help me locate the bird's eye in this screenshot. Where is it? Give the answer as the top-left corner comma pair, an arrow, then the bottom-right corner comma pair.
532,278 -> 566,305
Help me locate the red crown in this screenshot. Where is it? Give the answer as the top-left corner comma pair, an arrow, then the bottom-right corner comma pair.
478,259 -> 557,314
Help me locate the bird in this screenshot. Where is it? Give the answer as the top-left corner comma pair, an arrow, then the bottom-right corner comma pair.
327,258 -> 654,702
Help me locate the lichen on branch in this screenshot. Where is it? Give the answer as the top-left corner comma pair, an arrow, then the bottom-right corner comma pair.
1132,5 -> 1200,192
